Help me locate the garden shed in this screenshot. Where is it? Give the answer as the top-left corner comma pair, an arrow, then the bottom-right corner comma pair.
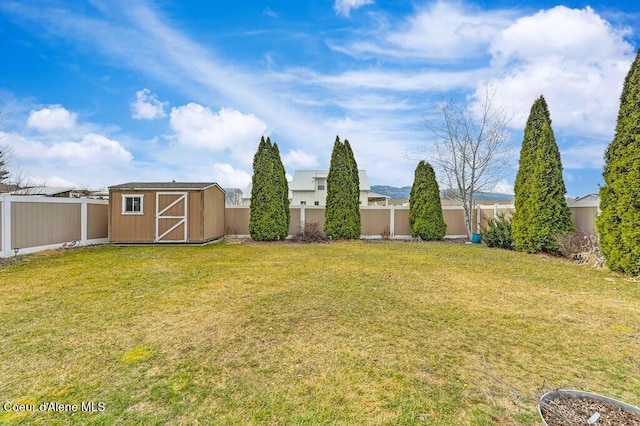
108,182 -> 225,244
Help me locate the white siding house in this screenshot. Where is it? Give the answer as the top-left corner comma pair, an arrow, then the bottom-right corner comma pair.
241,170 -> 389,206
289,170 -> 387,206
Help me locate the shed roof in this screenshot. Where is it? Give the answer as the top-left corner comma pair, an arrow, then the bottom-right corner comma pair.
109,182 -> 223,191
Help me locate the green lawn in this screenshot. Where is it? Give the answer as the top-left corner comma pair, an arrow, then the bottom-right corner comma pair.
1,241 -> 639,425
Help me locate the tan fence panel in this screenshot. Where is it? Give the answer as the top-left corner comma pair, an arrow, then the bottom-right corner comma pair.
88,203 -> 108,240
225,207 -> 250,235
289,208 -> 301,235
393,208 -> 410,236
442,208 -> 467,236
12,202 -> 81,248
304,208 -> 325,232
361,208 -> 390,237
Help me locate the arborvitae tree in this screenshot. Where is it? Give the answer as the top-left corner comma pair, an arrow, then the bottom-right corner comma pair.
272,141 -> 291,236
512,97 -> 546,251
512,96 -> 574,253
249,136 -> 289,241
409,161 -> 446,240
344,139 -> 361,232
597,49 -> 640,275
324,136 -> 361,239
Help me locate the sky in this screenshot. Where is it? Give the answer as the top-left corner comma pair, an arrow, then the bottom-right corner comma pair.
0,0 -> 638,196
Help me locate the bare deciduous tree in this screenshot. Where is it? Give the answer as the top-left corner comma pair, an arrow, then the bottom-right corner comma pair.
424,85 -> 514,238
0,110 -> 9,184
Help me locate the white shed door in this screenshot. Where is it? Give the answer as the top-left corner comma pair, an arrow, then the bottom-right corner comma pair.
155,192 -> 188,242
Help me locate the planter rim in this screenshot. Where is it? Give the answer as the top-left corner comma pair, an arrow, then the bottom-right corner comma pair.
538,389 -> 640,426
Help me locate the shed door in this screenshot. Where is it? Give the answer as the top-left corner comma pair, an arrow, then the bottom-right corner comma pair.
155,192 -> 188,242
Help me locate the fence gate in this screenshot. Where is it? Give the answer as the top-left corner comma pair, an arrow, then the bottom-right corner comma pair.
155,192 -> 188,242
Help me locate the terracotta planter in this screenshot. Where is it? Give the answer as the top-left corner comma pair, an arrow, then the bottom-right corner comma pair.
539,389 -> 640,425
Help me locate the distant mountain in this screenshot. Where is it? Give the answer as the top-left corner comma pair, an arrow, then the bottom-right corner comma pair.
370,185 -> 411,199
371,185 -> 514,202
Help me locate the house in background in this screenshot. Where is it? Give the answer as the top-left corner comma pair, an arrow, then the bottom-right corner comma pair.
108,182 -> 225,244
224,188 -> 243,205
567,193 -> 600,235
568,193 -> 600,208
289,170 -> 389,206
11,186 -> 75,198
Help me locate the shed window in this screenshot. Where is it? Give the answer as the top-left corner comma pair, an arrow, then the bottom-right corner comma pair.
122,195 -> 144,214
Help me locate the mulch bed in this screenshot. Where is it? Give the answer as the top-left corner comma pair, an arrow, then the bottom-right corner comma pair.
541,396 -> 640,425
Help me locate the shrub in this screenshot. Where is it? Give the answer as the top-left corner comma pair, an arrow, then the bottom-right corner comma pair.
293,222 -> 328,243
480,213 -> 513,250
556,231 -> 604,268
380,226 -> 391,240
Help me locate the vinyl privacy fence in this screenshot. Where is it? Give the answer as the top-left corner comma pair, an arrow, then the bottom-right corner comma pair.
1,196 -> 599,257
225,203 -> 600,239
0,194 -> 108,258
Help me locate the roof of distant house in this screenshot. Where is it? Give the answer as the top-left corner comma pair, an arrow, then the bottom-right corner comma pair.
108,182 -> 223,191
11,186 -> 74,196
290,170 -> 371,191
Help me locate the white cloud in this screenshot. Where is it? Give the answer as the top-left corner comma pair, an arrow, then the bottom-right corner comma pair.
0,130 -> 134,188
52,133 -> 133,164
332,1 -> 513,60
282,149 -> 318,170
31,175 -> 79,188
482,6 -> 634,137
169,104 -> 267,152
131,88 -> 167,120
26,105 -> 78,131
561,141 -> 609,169
334,0 -> 373,17
385,1 -> 512,60
212,163 -> 251,189
9,132 -> 132,165
492,179 -> 514,194
491,6 -> 631,66
263,7 -> 278,18
286,67 -> 479,92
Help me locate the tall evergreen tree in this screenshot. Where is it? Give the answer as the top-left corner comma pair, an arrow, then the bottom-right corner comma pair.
324,136 -> 361,239
344,139 -> 361,233
409,161 -> 446,240
272,141 -> 291,236
249,136 -> 289,241
597,49 -> 640,275
512,96 -> 574,253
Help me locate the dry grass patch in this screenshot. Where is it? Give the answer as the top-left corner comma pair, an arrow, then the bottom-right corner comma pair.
0,242 -> 639,425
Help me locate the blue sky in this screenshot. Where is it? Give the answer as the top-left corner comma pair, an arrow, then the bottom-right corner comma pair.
0,0 -> 638,196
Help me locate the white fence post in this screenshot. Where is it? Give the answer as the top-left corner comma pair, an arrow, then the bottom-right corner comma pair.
81,198 -> 88,245
390,205 -> 395,237
1,194 -> 12,257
